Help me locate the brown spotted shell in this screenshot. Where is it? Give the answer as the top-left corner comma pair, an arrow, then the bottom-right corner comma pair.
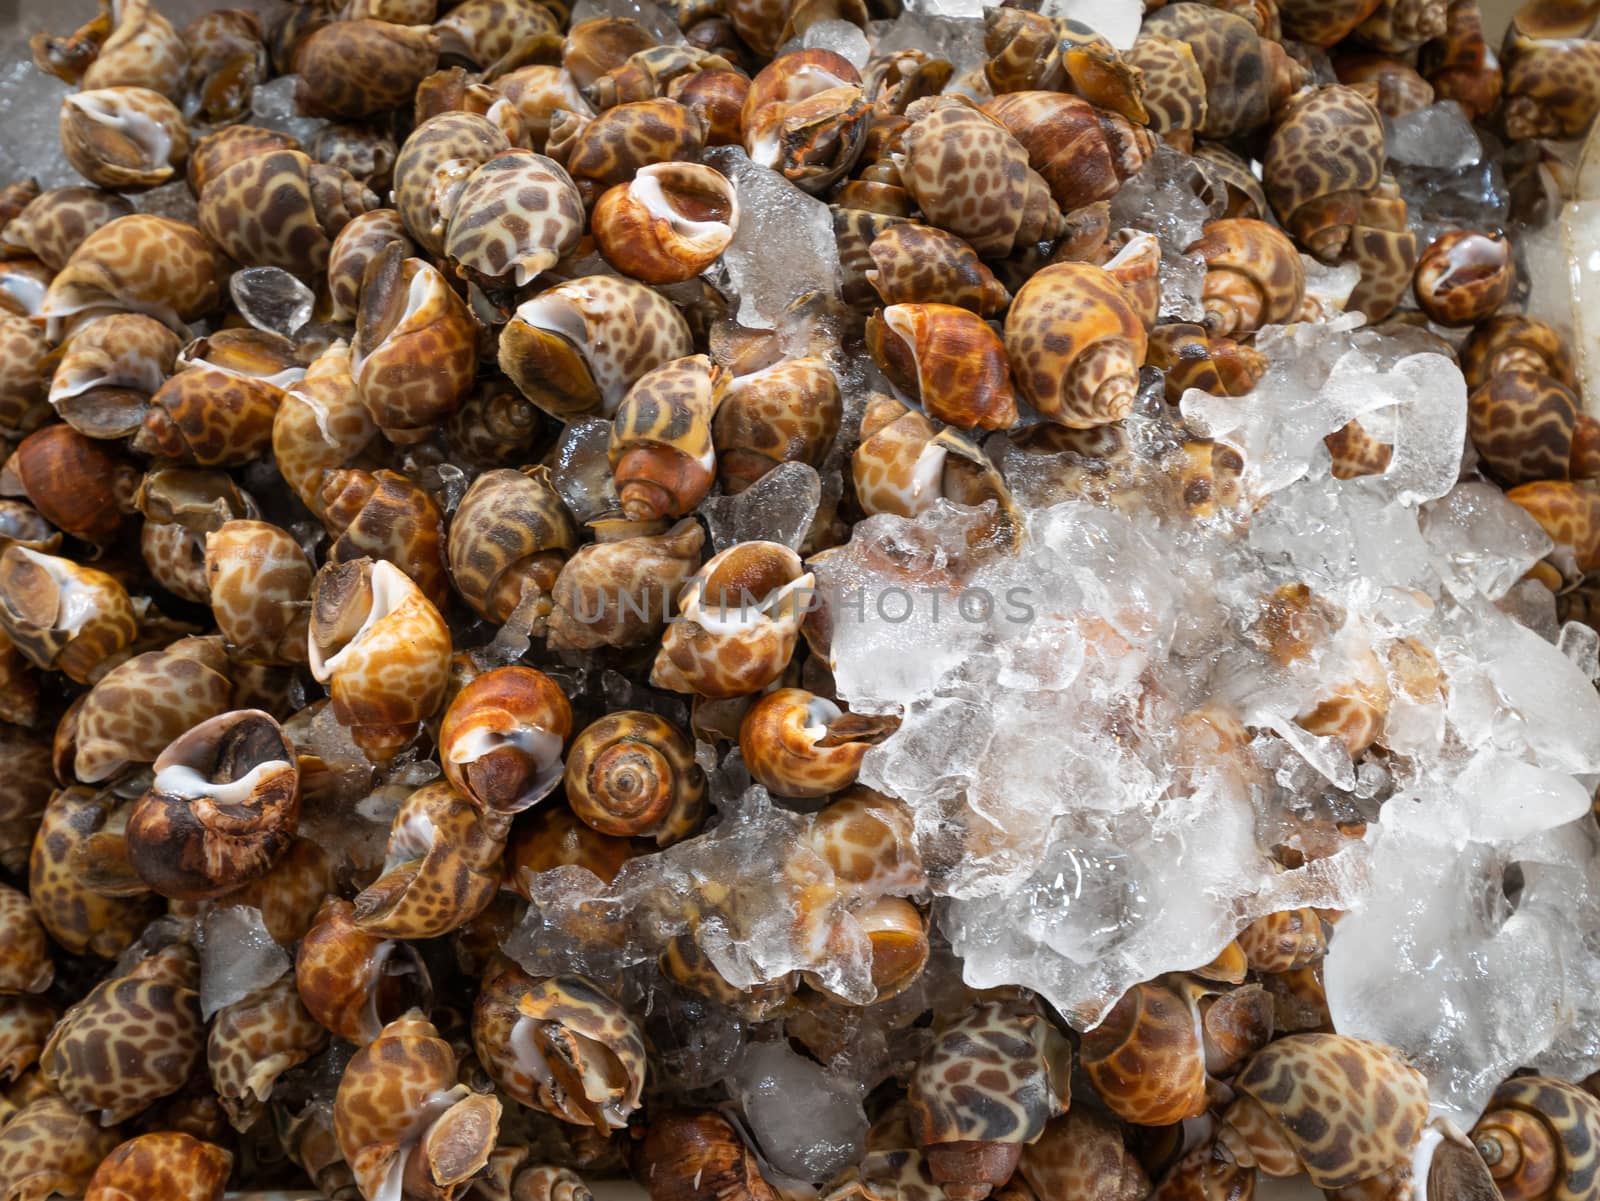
741,51 -> 871,195
1216,1033 -> 1428,1188
334,1012 -> 500,1201
740,688 -> 898,799
1413,230 -> 1514,327
31,0 -> 189,98
652,540 -> 813,699
471,963 -> 646,1131
1127,35 -> 1208,141
500,274 -> 695,421
909,1001 -> 1071,1201
40,944 -> 205,1125
438,665 -> 573,819
864,223 -> 1010,317
0,317 -> 50,440
1264,85 -> 1386,264
394,111 -> 511,257
867,303 -> 1017,431
327,209 -> 415,324
449,466 -> 578,625
125,708 -> 300,901
6,423 -> 139,548
1237,909 -> 1327,974
900,96 -> 1064,260
1419,0 -> 1503,119
295,897 -> 434,1044
1509,480 -> 1600,580
1463,315 -> 1577,391
434,0 -> 559,67
444,149 -> 585,287
309,558 -> 452,762
1079,979 -> 1208,1127
712,355 -> 842,493
207,972 -> 328,1131
982,91 -> 1152,213
1469,369 -> 1584,487
562,710 -> 705,845
1470,1075 -> 1600,1201
1187,219 -> 1307,337
198,148 -> 377,280
0,547 -> 139,686
350,248 -> 479,443
133,331 -> 299,467
0,1095 -> 123,1201
1501,5 -> 1600,140
271,340 -> 380,517
295,19 -> 440,119
1358,0 -> 1449,52
58,86 -> 190,191
352,780 -> 505,938
1005,261 -> 1148,428
321,467 -> 450,612
74,636 -> 235,784
1020,1109 -> 1149,1201
205,519 -> 313,665
38,214 -> 228,341
545,517 -> 705,651
608,353 -> 727,522
47,311 -> 179,440
1140,4 -> 1298,138
1344,176 -> 1417,323
0,186 -> 133,273
556,98 -> 707,199
182,8 -> 268,125
28,788 -> 161,959
83,1132 -> 232,1201
593,160 -> 739,284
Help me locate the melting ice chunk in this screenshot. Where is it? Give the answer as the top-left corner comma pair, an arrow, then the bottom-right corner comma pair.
197,905 -> 291,1021
231,267 -> 314,340
734,1041 -> 868,1183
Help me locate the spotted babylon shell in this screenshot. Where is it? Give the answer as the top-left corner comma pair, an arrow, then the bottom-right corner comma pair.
1217,1033 -> 1428,1188
207,972 -> 328,1130
198,149 -> 376,280
1469,369 -> 1583,487
58,86 -> 190,191
294,19 -> 440,119
39,944 -> 205,1125
308,558 -> 452,762
393,111 -> 511,258
1140,3 -> 1290,137
712,356 -> 842,493
1004,261 -> 1148,429
83,1132 -> 232,1201
0,186 -> 133,273
327,209 -> 415,323
499,275 -> 696,421
444,150 -> 585,287
1264,84 -> 1385,264
1469,1075 -> 1600,1201
900,97 -> 1063,261
1187,218 -> 1307,337
38,214 -> 227,342
29,789 -> 161,959
0,1095 -> 123,1201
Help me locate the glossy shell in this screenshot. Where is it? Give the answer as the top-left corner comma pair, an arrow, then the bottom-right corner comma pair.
1217,1033 -> 1429,1188
546,517 -> 704,650
563,710 -> 706,845
593,160 -> 739,284
448,466 -> 578,624
1264,85 -> 1385,263
740,688 -> 898,799
1470,1075 -> 1600,1201
444,150 -> 585,288
712,355 -> 842,493
438,665 -> 573,818
1413,230 -> 1514,327
608,353 -> 727,522
1187,219 -> 1307,337
1004,261 -> 1148,429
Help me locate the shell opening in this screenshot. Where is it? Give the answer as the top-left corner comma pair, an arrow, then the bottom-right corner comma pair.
309,559 -> 413,680
384,808 -> 437,870
14,547 -> 97,636
448,722 -> 566,808
0,270 -> 47,316
803,695 -> 844,739
631,166 -> 733,241
153,759 -> 291,805
65,91 -> 173,164
363,938 -> 432,1036
908,440 -> 950,512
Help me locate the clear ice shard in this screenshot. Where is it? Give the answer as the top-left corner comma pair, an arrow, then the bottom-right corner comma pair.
701,462 -> 822,554
704,146 -> 842,329
196,904 -> 291,1021
734,1040 -> 868,1183
231,267 -> 315,340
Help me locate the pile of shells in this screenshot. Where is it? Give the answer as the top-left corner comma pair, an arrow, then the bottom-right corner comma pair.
0,0 -> 1595,1197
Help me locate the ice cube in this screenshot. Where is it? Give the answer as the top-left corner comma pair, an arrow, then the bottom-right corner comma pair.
569,0 -> 682,41
249,75 -> 327,144
871,13 -> 989,74
1385,102 -> 1483,170
789,19 -> 871,69
1109,145 -> 1221,255
197,905 -> 291,1021
550,418 -> 620,525
734,1041 -> 868,1183
700,461 -> 822,552
1037,0 -> 1141,47
704,146 -> 842,329
230,267 -> 315,340
1420,480 -> 1553,601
